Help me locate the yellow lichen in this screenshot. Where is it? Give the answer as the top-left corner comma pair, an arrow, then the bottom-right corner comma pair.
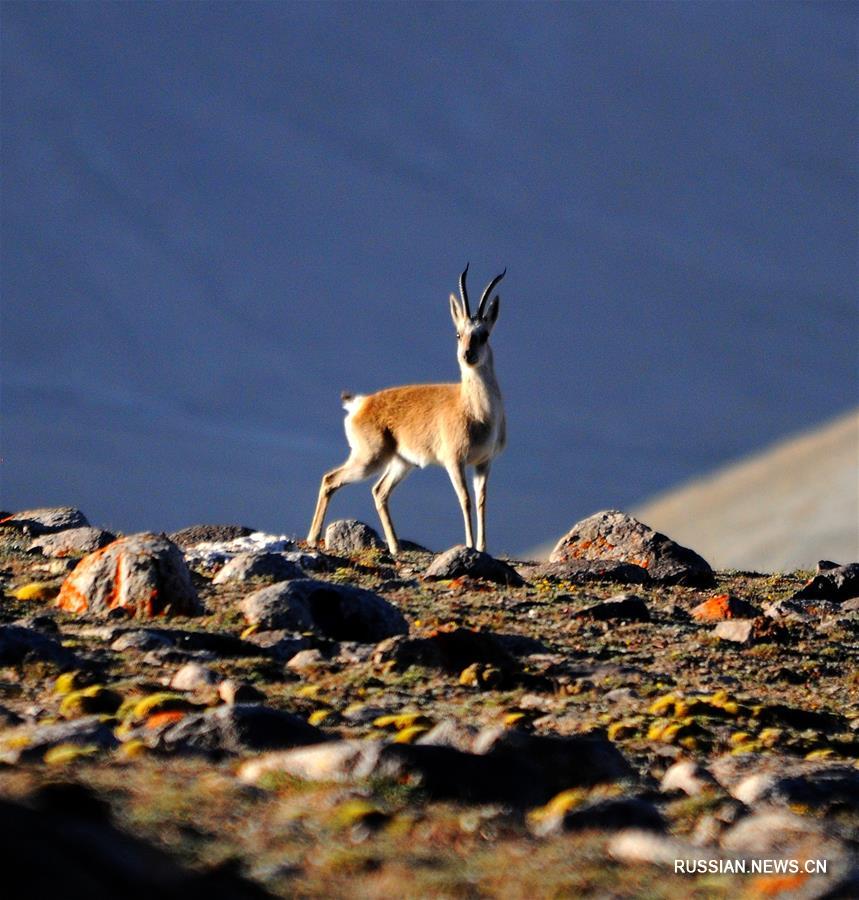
43,743 -> 99,765
13,582 -> 59,601
393,725 -> 430,744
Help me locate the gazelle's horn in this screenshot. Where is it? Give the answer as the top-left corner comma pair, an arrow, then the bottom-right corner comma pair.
459,263 -> 471,318
477,268 -> 506,319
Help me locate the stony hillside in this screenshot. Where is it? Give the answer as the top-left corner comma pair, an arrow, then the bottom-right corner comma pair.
0,506 -> 857,898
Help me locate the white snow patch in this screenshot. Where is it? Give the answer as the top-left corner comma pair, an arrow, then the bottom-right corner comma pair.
183,531 -> 299,568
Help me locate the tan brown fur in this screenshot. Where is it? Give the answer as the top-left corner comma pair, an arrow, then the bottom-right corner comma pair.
307,267 -> 506,555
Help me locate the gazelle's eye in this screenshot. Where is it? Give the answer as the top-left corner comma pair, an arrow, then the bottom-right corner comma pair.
456,332 -> 461,340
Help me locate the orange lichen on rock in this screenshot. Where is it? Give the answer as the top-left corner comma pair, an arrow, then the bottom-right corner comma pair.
55,533 -> 200,619
691,594 -> 759,621
145,711 -> 186,730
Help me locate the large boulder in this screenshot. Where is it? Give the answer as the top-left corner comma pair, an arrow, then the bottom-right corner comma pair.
57,533 -> 201,618
324,519 -> 385,554
241,578 -> 407,642
0,506 -> 89,535
29,527 -> 115,558
549,510 -> 713,585
424,546 -> 525,586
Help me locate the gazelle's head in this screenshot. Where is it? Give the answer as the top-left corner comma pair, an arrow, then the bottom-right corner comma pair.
449,264 -> 505,368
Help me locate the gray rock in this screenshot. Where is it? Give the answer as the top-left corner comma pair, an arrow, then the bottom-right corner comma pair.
241,578 -> 408,642
218,680 -> 266,705
28,527 -> 115,558
793,562 -> 859,603
167,523 -> 255,548
713,619 -> 755,644
371,628 -> 517,675
609,829 -> 715,865
735,766 -> 859,810
0,506 -> 89,535
424,546 -> 525,586
212,552 -> 304,585
524,558 -> 650,585
0,625 -> 77,666
532,796 -> 666,836
169,662 -> 219,691
324,519 -> 385,554
415,719 -> 482,752
111,629 -> 175,652
575,592 -> 650,622
286,648 -> 327,671
158,704 -> 324,755
720,808 -> 824,852
57,533 -> 201,619
549,509 -> 714,586
0,716 -> 118,763
242,629 -> 312,661
660,760 -> 719,796
240,727 -> 633,806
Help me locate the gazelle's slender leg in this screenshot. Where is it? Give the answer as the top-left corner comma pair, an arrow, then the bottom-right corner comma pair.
445,461 -> 474,548
307,457 -> 381,545
473,461 -> 491,552
372,456 -> 414,555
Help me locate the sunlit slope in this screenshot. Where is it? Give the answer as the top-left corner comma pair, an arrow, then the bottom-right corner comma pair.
630,409 -> 859,572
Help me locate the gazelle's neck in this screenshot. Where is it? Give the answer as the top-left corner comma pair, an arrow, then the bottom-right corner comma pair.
459,347 -> 501,418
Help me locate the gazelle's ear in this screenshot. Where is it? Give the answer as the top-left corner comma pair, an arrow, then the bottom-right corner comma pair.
484,295 -> 500,329
449,293 -> 464,327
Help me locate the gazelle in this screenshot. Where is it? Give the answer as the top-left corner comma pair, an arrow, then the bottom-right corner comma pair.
307,265 -> 507,555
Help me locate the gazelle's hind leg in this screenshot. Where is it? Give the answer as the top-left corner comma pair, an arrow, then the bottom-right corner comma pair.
307,454 -> 384,546
372,455 -> 414,555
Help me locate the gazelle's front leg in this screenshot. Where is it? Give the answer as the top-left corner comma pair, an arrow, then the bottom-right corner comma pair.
445,461 -> 474,548
473,461 -> 490,552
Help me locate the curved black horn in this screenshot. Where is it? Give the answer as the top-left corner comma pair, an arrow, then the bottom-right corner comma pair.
477,268 -> 506,318
458,262 -> 471,318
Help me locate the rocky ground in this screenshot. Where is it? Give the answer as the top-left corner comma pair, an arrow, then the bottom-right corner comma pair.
0,506 -> 857,899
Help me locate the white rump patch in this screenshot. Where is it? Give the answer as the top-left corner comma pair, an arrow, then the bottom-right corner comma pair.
342,394 -> 366,413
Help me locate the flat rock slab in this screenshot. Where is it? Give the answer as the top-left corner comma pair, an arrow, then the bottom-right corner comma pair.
240,727 -> 633,807
424,546 -> 525,586
29,527 -> 116,558
523,558 -> 650,585
0,507 -> 89,535
57,533 -> 201,619
324,519 -> 385,554
156,704 -> 324,755
574,593 -> 650,621
167,524 -> 255,548
0,624 -> 77,667
212,552 -> 304,585
241,578 -> 408,642
550,509 -> 713,586
793,562 -> 859,603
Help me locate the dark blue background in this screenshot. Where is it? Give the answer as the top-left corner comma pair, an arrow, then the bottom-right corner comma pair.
2,2 -> 856,553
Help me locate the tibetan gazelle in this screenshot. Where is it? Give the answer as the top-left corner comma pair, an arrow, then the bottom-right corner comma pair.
307,264 -> 507,555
